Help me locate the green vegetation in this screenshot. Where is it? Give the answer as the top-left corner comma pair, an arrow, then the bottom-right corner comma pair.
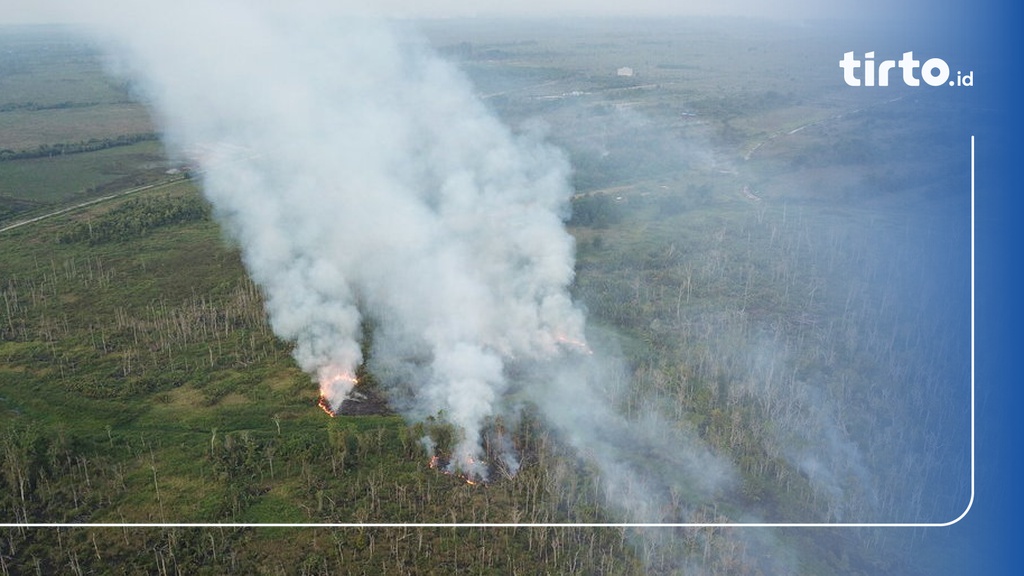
0,181 -> 651,573
0,26 -> 152,150
57,193 -> 209,245
0,132 -> 159,162
0,26 -> 164,225
0,139 -> 173,222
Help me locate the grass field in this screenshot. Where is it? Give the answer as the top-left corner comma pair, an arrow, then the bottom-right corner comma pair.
0,104 -> 154,152
0,25 -> 162,224
0,139 -> 169,207
0,25 -> 154,150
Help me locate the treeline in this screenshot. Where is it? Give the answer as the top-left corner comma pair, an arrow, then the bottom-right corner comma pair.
0,132 -> 159,162
0,411 -> 718,574
568,194 -> 623,228
57,194 -> 209,245
0,100 -> 116,113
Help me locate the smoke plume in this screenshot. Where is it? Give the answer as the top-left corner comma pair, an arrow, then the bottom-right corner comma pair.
76,1 -> 587,478
42,4 -> 737,541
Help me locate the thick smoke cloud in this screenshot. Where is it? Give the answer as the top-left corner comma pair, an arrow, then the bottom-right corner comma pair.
57,4 -> 736,540
84,1 -> 589,478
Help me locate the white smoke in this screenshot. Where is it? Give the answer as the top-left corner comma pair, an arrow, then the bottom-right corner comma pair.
76,1 -> 585,476
47,7 -> 737,539
531,339 -> 734,522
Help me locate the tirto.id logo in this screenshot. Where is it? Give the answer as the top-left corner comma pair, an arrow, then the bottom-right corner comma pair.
840,51 -> 973,87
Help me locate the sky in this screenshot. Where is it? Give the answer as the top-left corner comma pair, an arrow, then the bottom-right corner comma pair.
0,0 -> 912,25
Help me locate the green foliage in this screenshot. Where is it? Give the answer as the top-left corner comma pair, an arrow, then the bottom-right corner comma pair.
0,140 -> 171,215
0,178 -> 651,573
0,132 -> 159,162
569,194 -> 623,228
57,193 -> 210,245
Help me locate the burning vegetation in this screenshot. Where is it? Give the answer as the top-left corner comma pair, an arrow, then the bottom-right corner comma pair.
315,366 -> 359,416
316,393 -> 340,417
428,454 -> 485,486
417,419 -> 523,485
554,333 -> 594,355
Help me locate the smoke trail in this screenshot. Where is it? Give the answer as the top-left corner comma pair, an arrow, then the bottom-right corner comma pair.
57,8 -> 739,549
77,1 -> 586,477
50,2 -> 748,568
526,339 -> 734,521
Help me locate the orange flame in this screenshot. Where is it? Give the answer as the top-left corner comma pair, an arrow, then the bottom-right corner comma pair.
555,333 -> 593,355
316,367 -> 358,417
317,394 -> 338,417
425,454 -> 486,486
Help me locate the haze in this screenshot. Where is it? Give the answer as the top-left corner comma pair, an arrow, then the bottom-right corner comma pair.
0,0 -> 925,25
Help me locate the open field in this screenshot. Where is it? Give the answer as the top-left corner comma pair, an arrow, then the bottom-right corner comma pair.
0,18 -> 973,575
0,139 -> 169,209
0,104 -> 153,152
0,25 -> 153,150
1,25 -> 162,224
